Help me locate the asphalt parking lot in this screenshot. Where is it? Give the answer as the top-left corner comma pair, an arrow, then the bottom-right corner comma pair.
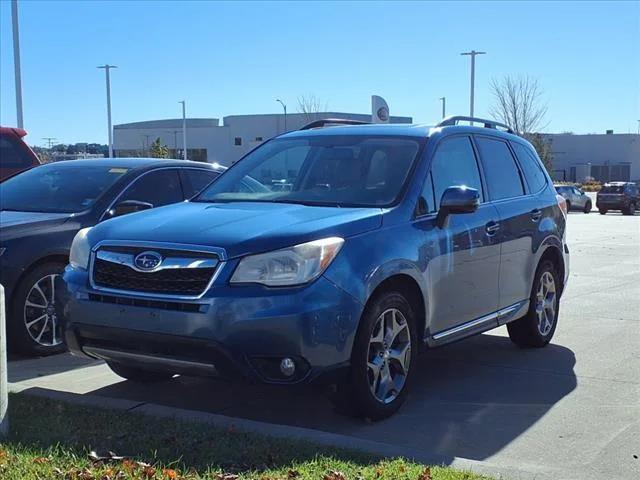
8,208 -> 640,480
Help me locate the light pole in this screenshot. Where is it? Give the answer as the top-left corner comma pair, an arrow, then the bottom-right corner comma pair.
179,101 -> 187,160
439,97 -> 446,118
97,65 -> 117,157
460,50 -> 486,119
276,99 -> 287,132
11,0 -> 24,128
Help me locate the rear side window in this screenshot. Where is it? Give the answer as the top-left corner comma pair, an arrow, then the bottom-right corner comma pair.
429,136 -> 483,209
475,137 -> 524,200
0,134 -> 32,168
511,142 -> 547,193
180,169 -> 219,198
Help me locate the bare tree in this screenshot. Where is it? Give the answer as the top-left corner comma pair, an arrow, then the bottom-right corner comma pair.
490,75 -> 553,173
297,94 -> 329,122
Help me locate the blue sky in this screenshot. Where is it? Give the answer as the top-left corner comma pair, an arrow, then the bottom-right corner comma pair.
1,0 -> 638,145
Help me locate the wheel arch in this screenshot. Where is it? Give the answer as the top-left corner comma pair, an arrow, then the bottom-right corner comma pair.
538,245 -> 565,293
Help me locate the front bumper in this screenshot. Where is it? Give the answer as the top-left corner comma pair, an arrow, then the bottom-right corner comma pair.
61,266 -> 363,384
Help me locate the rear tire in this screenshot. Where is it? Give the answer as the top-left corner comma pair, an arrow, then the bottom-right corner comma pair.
107,362 -> 174,383
565,201 -> 571,212
599,209 -> 607,215
583,201 -> 591,214
335,291 -> 418,421
507,260 -> 559,348
9,261 -> 67,356
623,202 -> 636,216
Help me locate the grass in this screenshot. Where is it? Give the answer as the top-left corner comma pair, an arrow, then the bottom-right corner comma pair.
0,393 -> 493,480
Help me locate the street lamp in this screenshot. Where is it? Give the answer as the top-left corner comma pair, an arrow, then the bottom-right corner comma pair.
11,0 -> 24,129
439,97 -> 446,119
178,100 -> 187,160
276,99 -> 287,132
97,64 -> 117,157
460,50 -> 486,119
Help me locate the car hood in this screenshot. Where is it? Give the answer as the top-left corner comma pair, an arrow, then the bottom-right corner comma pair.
90,201 -> 383,258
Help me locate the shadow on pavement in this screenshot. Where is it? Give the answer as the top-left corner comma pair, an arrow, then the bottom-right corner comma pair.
8,351 -> 99,383
83,332 -> 577,465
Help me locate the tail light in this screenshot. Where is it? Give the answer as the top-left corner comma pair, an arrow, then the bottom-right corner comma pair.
556,194 -> 568,218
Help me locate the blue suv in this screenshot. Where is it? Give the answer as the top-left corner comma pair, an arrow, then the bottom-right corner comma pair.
61,116 -> 570,419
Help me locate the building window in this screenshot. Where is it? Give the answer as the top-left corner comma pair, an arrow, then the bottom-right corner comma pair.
255,136 -> 263,142
234,137 -> 242,146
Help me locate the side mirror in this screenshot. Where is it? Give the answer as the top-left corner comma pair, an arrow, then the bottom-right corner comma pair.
108,199 -> 153,218
436,186 -> 480,228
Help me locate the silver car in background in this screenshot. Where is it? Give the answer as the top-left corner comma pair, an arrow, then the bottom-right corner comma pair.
554,185 -> 592,213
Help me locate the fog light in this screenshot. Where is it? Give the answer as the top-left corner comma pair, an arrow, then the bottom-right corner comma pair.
280,357 -> 296,377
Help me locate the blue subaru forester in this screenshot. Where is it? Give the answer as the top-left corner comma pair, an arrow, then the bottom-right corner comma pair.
62,116 -> 569,419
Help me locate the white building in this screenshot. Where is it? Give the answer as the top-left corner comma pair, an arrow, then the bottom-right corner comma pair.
545,133 -> 640,183
113,112 -> 413,165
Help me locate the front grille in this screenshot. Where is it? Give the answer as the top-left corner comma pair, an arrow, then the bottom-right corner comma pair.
92,246 -> 219,296
88,293 -> 205,313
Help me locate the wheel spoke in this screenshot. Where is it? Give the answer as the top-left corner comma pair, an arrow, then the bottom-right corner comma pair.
33,283 -> 48,304
49,275 -> 56,303
25,300 -> 47,309
388,343 -> 410,374
35,316 -> 49,343
26,313 -> 47,328
376,363 -> 393,401
50,315 -> 58,345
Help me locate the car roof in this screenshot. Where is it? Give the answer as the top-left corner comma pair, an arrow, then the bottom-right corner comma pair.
33,157 -> 224,172
278,122 -> 521,141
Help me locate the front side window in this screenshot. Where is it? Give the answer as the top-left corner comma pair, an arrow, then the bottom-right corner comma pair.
511,141 -> 547,193
196,136 -> 422,207
119,169 -> 183,207
180,169 -> 219,198
0,165 -> 128,213
475,137 -> 525,200
429,136 -> 483,210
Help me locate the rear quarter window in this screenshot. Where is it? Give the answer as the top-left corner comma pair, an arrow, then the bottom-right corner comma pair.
511,141 -> 548,193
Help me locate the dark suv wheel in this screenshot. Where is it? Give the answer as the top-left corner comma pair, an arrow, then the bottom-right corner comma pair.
507,259 -> 560,348
623,202 -> 636,216
583,200 -> 592,213
599,208 -> 607,215
9,261 -> 67,356
341,291 -> 417,420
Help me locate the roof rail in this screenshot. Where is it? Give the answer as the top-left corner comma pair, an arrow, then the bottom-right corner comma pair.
436,116 -> 514,134
299,118 -> 370,130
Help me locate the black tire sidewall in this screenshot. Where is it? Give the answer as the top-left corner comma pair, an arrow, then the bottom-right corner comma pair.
584,201 -> 591,213
349,291 -> 418,420
527,260 -> 560,346
9,261 -> 67,356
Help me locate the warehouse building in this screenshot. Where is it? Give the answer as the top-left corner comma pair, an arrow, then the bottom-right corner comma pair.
546,133 -> 640,183
113,112 -> 412,165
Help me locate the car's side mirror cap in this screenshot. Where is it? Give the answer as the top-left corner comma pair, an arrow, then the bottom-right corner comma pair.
436,186 -> 480,228
108,199 -> 153,218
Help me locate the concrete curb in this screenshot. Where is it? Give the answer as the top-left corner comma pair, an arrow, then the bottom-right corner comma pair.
13,386 -> 554,480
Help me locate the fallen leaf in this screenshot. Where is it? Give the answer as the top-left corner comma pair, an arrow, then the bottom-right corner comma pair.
141,465 -> 156,478
418,466 -> 432,480
162,468 -> 178,479
33,457 -> 50,464
287,470 -> 300,478
215,474 -> 239,480
324,471 -> 346,480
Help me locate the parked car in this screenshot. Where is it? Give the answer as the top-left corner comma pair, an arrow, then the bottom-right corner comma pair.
61,116 -> 569,419
0,126 -> 40,181
596,182 -> 639,215
554,184 -> 592,213
0,158 -> 223,356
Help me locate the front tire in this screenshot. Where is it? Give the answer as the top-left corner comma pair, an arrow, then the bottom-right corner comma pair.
507,260 -> 560,348
565,201 -> 572,212
9,261 -> 67,356
583,200 -> 592,213
623,202 -> 636,216
107,362 -> 175,383
599,208 -> 607,215
341,291 -> 418,420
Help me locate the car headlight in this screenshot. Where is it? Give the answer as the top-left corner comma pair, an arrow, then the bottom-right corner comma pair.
69,227 -> 93,270
230,237 -> 344,287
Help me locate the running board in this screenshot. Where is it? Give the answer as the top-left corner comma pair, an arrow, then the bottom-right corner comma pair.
430,300 -> 529,344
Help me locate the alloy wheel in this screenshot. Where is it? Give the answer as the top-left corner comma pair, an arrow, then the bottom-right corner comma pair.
23,274 -> 63,347
535,271 -> 556,336
367,308 -> 411,404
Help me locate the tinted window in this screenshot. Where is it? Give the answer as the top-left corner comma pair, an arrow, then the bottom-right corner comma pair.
0,135 -> 31,168
600,185 -> 624,194
475,137 -> 524,200
196,136 -> 421,207
120,169 -> 183,207
511,142 -> 547,193
429,136 -> 483,209
180,169 -> 219,197
0,164 -> 128,213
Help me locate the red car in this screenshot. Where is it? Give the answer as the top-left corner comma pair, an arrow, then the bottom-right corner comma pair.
0,126 -> 40,181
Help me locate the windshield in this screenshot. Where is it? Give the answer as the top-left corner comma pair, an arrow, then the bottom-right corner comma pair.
196,136 -> 422,207
600,185 -> 624,194
0,164 -> 129,213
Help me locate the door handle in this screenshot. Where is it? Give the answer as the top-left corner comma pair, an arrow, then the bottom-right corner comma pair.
485,221 -> 500,236
530,209 -> 543,222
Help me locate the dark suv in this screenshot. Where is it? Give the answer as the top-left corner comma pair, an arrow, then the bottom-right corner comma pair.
61,116 -> 570,419
596,182 -> 639,215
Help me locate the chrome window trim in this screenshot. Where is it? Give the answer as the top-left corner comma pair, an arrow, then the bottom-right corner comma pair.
99,166 -> 217,222
89,240 -> 226,300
